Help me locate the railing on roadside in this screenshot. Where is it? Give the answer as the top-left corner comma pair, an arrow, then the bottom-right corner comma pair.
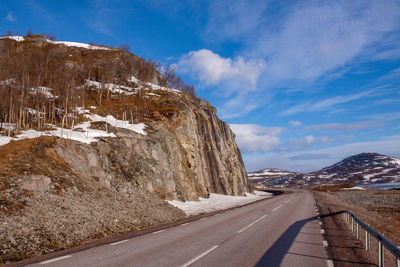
343,210 -> 400,267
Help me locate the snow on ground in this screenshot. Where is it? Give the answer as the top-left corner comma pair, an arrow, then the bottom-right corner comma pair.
83,80 -> 136,95
0,36 -> 24,42
0,36 -> 111,50
340,186 -> 366,191
47,40 -> 111,50
83,77 -> 181,95
168,191 -> 273,216
0,110 -> 147,146
0,121 -> 116,145
390,157 -> 400,166
0,136 -> 13,146
30,86 -> 57,99
88,114 -> 147,135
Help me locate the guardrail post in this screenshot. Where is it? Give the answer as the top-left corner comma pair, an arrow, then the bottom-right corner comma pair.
352,217 -> 354,232
357,223 -> 360,239
378,241 -> 384,267
365,232 -> 370,251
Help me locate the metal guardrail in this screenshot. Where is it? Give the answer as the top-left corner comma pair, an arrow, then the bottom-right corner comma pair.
343,210 -> 400,267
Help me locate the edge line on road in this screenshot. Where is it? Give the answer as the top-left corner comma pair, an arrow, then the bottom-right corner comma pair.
181,245 -> 219,267
153,230 -> 165,234
39,255 -> 71,264
109,239 -> 128,246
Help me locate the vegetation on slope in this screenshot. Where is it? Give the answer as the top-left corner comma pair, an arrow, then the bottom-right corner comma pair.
0,33 -> 195,137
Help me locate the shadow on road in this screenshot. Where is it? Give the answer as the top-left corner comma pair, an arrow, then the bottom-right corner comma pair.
256,211 -> 344,267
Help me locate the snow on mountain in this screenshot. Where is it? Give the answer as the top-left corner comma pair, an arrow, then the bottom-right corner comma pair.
0,36 -> 111,50
307,153 -> 400,184
248,168 -> 297,179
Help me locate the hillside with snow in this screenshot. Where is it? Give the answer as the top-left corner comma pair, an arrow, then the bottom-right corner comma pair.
248,168 -> 298,180
304,153 -> 400,185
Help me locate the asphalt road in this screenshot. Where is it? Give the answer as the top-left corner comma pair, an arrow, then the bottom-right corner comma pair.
28,190 -> 330,267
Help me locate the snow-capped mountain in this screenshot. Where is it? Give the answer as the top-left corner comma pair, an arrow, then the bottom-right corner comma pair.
248,168 -> 298,180
305,153 -> 400,184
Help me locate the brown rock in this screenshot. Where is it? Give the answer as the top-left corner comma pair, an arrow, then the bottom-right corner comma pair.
20,175 -> 51,193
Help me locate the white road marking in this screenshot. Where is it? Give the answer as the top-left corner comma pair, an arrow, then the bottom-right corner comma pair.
322,240 -> 329,247
285,197 -> 294,203
321,229 -> 325,234
200,217 -> 207,221
109,239 -> 129,246
153,230 -> 165,234
237,214 -> 268,233
40,255 -> 71,264
319,222 -> 323,225
272,204 -> 283,212
326,259 -> 334,267
181,245 -> 219,267
180,223 -> 190,226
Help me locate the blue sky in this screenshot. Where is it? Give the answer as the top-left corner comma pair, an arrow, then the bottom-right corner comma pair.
1,0 -> 400,172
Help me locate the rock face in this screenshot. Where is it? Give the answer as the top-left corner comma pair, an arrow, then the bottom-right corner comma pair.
55,97 -> 250,201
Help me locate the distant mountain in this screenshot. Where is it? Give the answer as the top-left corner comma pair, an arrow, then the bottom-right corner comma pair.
304,153 -> 400,185
248,168 -> 298,180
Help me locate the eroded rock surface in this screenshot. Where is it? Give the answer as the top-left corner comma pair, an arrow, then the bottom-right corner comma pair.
55,97 -> 250,201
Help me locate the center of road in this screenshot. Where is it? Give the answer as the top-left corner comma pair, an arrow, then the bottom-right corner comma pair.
181,245 -> 219,267
237,214 -> 268,233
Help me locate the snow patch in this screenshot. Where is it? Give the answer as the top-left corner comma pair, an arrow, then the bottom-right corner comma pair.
0,111 -> 147,146
340,186 -> 366,191
48,40 -> 111,50
30,86 -> 57,99
88,114 -> 147,135
390,158 -> 400,166
168,191 -> 272,216
0,36 -> 111,50
0,36 -> 24,42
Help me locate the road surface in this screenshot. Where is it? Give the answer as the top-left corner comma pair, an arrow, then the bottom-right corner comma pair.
29,190 -> 330,267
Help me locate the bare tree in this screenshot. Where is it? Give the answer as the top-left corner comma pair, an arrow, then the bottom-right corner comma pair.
120,43 -> 130,52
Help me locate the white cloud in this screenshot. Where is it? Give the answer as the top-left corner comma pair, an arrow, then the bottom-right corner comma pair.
306,121 -> 384,132
229,124 -> 282,153
174,49 -> 266,86
281,135 -> 326,151
218,92 -> 260,119
289,120 -> 302,127
367,111 -> 400,121
281,90 -> 373,116
5,12 -> 16,22
251,0 -> 400,83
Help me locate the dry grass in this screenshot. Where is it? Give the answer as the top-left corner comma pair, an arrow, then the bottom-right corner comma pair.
321,190 -> 400,244
0,137 -> 78,215
313,184 -> 354,191
86,89 -> 185,124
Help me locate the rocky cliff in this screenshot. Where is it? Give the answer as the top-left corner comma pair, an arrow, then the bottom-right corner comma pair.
55,95 -> 250,201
